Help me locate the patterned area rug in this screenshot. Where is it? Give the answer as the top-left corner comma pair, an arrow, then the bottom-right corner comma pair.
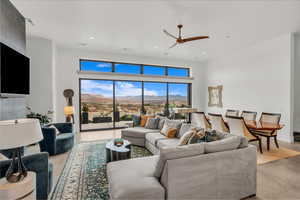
50,141 -> 152,200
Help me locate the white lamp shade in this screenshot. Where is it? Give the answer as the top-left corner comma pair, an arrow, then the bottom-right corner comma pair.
64,106 -> 74,115
0,118 -> 43,150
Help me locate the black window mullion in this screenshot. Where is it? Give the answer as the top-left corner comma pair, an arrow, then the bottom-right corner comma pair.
113,80 -> 116,128
141,65 -> 144,74
112,62 -> 115,72
165,67 -> 168,76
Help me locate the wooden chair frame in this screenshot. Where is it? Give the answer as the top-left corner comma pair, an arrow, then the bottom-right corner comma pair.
254,112 -> 281,150
227,115 -> 263,154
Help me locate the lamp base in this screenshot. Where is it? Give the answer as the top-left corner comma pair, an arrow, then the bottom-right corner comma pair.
5,148 -> 27,183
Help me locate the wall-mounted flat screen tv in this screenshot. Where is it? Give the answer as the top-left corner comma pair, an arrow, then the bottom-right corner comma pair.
0,42 -> 30,95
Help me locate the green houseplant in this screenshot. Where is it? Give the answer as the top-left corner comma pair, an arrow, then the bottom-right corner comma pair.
26,107 -> 53,125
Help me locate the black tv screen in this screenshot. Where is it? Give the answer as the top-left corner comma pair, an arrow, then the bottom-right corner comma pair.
0,42 -> 30,95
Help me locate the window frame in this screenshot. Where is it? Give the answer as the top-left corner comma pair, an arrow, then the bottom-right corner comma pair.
79,78 -> 192,131
79,59 -> 190,77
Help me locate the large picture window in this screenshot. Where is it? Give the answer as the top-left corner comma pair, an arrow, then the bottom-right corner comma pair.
80,59 -> 190,77
80,79 -> 191,131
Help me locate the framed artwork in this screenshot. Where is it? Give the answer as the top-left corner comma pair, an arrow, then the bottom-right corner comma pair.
208,85 -> 223,107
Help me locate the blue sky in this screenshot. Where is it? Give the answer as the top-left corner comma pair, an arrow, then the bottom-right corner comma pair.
81,80 -> 188,97
80,61 -> 189,77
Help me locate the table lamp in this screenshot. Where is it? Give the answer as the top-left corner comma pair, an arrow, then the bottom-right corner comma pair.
64,106 -> 74,123
0,119 -> 43,183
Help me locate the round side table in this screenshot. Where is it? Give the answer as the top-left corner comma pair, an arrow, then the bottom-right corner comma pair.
0,171 -> 36,200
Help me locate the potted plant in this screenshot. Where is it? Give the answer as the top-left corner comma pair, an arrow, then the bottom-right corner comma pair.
26,107 -> 53,125
82,104 -> 89,124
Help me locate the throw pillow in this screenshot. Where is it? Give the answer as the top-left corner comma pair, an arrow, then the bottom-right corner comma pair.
49,125 -> 60,135
205,130 -> 226,142
188,128 -> 205,144
132,115 -> 141,127
178,130 -> 196,146
145,118 -> 159,129
160,119 -> 182,135
166,128 -> 177,138
156,116 -> 167,130
178,123 -> 193,138
154,143 -> 205,178
140,116 -> 153,127
0,153 -> 8,161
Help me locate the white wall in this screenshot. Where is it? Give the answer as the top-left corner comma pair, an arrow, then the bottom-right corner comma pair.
54,46 -> 206,132
202,33 -> 294,143
26,36 -> 55,115
294,34 -> 300,132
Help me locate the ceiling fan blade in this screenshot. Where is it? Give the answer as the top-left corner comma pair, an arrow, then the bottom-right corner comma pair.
182,36 -> 209,43
168,42 -> 178,49
163,29 -> 178,40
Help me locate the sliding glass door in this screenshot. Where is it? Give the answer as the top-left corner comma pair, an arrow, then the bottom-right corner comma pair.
115,81 -> 142,128
80,79 -> 191,131
144,82 -> 167,115
80,80 -> 114,131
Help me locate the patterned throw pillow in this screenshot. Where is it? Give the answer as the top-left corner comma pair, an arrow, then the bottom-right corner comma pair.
205,130 -> 226,142
49,125 -> 60,135
166,128 -> 177,138
145,118 -> 159,129
132,115 -> 141,127
189,128 -> 206,144
178,130 -> 196,146
140,116 -> 153,127
0,153 -> 8,161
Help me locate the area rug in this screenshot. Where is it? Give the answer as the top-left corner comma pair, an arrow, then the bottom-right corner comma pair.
50,141 -> 152,200
257,146 -> 300,165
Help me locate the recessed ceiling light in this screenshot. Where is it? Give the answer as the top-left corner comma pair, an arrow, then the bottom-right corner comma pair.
79,43 -> 87,46
154,46 -> 159,49
89,36 -> 95,40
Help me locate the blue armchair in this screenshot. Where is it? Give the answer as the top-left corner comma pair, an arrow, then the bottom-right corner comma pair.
0,152 -> 53,200
39,123 -> 75,156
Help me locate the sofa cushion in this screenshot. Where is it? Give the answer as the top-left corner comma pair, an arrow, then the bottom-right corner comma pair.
204,135 -> 247,153
56,132 -> 74,140
145,118 -> 159,129
121,127 -> 158,138
141,115 -> 153,127
146,132 -> 167,146
156,138 -> 180,149
107,156 -> 165,200
157,116 -> 167,130
178,123 -> 193,138
160,120 -> 182,136
154,143 -> 205,178
179,130 -> 196,146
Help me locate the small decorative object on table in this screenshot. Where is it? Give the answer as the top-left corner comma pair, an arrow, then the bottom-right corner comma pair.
106,139 -> 131,163
114,138 -> 124,147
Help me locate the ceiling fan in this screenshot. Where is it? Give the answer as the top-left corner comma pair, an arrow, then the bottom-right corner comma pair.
163,24 -> 209,49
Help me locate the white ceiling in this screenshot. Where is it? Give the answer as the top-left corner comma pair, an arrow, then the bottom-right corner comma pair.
11,0 -> 300,61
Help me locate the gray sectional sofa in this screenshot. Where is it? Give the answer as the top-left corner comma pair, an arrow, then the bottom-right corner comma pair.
108,120 -> 257,200
121,121 -> 189,155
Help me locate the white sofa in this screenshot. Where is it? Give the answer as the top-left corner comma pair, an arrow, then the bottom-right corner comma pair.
121,122 -> 191,154
107,134 -> 257,200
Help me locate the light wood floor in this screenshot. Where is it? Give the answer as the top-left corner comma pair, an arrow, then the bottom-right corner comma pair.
47,130 -> 300,200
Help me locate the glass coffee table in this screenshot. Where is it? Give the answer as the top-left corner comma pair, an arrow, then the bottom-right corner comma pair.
106,139 -> 131,163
